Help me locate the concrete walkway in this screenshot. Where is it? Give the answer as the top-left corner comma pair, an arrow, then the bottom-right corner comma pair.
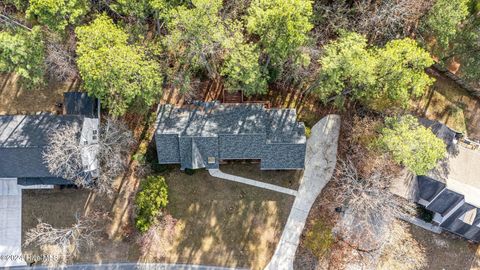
0,178 -> 26,267
208,169 -> 298,197
265,115 -> 341,270
0,179 -> 54,268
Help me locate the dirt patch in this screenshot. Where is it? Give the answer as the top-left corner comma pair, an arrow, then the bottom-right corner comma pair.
416,70 -> 480,140
0,73 -> 79,114
407,223 -> 478,270
220,162 -> 303,190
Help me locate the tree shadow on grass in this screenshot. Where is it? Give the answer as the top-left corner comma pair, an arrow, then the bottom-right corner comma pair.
163,169 -> 294,269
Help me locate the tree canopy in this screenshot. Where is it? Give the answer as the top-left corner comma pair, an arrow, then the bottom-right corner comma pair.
377,115 -> 447,175
246,0 -> 313,68
26,0 -> 90,32
75,15 -> 163,116
316,31 -> 434,110
421,0 -> 470,48
0,27 -> 45,89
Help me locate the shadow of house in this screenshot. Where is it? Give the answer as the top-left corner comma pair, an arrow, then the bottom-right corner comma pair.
155,102 -> 306,171
0,92 -> 99,186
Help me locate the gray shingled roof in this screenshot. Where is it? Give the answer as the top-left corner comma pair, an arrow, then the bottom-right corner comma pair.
156,104 -> 306,144
64,92 -> 98,118
416,175 -> 446,202
155,103 -> 306,170
0,115 -> 84,178
426,189 -> 464,216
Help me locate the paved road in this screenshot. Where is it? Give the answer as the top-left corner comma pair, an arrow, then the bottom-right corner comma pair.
8,263 -> 247,270
265,115 -> 341,270
208,169 -> 298,196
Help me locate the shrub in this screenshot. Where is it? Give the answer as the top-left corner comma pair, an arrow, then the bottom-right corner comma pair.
304,220 -> 334,258
135,176 -> 169,232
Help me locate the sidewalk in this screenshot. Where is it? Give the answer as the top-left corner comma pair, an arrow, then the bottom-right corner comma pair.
208,169 -> 298,197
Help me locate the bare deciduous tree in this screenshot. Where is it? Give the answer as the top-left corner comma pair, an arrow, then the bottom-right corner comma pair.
96,118 -> 135,194
24,213 -> 101,267
332,159 -> 398,252
137,214 -> 178,261
43,118 -> 135,195
313,0 -> 434,45
44,33 -> 78,81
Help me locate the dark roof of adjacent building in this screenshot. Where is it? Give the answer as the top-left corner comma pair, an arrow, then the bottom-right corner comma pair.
416,175 -> 446,202
64,92 -> 98,118
440,203 -> 480,242
426,189 -> 464,216
0,114 -> 83,178
156,104 -> 306,144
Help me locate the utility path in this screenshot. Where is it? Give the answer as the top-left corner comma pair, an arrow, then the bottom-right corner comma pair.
265,115 -> 341,270
208,169 -> 298,196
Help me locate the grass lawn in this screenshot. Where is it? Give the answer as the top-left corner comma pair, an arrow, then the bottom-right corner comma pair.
22,163 -> 295,269
415,70 -> 480,140
0,73 -> 79,114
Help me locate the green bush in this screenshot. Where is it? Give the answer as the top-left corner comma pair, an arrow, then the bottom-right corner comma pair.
135,175 -> 169,232
304,220 -> 334,258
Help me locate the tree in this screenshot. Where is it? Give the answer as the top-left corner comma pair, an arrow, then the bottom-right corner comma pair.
363,38 -> 435,111
43,118 -> 135,195
316,31 -> 377,103
24,213 -> 101,267
421,0 -> 470,48
164,0 -> 226,90
332,159 -> 398,252
44,32 -> 78,81
246,0 -> 313,69
26,0 -> 90,32
316,31 -> 434,111
75,15 -> 163,115
136,214 -> 177,260
377,115 -> 447,175
135,175 -> 169,232
221,32 -> 267,96
0,27 -> 45,89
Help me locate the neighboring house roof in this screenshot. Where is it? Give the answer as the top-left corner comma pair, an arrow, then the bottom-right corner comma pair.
0,115 -> 83,183
64,92 -> 98,118
416,175 -> 446,202
155,103 -> 306,170
425,189 -> 464,216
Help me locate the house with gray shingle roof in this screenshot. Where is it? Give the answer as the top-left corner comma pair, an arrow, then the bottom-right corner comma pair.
155,102 -> 306,170
0,92 -> 100,186
411,119 -> 480,242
